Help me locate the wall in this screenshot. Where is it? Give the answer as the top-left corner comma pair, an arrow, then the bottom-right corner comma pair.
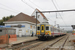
31,9 -> 48,23
0,28 -> 16,35
5,22 -> 36,37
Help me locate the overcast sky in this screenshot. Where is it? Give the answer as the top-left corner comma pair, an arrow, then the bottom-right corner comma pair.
0,0 -> 75,30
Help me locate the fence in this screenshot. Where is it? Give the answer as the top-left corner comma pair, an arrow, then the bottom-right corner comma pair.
0,28 -> 16,35
0,28 -> 17,44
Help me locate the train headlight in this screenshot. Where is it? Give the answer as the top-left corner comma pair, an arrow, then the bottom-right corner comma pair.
37,33 -> 39,35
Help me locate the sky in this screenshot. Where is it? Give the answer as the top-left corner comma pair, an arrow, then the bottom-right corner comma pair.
0,0 -> 75,30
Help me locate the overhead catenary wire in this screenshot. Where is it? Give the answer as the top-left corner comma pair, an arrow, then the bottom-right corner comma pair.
0,2 -> 20,12
21,0 -> 61,25
21,0 -> 35,9
51,0 -> 67,26
29,0 -> 55,23
0,6 -> 17,13
51,0 -> 62,19
29,0 -> 43,10
47,17 -> 54,22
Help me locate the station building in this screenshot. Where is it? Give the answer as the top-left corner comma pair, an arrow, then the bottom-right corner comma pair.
31,9 -> 48,23
3,9 -> 48,37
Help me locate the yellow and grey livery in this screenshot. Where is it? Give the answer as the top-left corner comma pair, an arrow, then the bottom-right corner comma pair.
36,22 -> 66,40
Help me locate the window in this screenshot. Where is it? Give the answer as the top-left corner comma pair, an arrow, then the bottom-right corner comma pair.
37,27 -> 40,30
46,26 -> 49,30
38,15 -> 40,18
0,30 -> 2,32
51,27 -> 53,31
42,26 -> 44,30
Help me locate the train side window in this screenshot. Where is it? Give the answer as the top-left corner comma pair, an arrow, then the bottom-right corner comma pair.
51,27 -> 53,31
37,27 -> 40,30
46,26 -> 49,30
0,30 -> 2,32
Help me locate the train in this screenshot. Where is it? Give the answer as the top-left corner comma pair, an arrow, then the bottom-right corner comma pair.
36,22 -> 66,40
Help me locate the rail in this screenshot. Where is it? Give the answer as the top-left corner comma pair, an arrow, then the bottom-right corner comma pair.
59,36 -> 69,50
42,35 -> 67,50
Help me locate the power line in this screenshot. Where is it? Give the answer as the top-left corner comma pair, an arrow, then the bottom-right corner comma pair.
0,2 -> 20,12
0,6 -> 17,13
21,0 -> 35,9
47,18 -> 54,22
21,0 -> 58,24
51,0 -> 58,10
29,0 -> 56,24
29,0 -> 54,22
51,0 -> 67,26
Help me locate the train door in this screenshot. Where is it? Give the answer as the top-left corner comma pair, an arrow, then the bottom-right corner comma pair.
18,29 -> 22,37
40,25 -> 45,34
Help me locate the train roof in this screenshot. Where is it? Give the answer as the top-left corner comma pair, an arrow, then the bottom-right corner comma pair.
37,22 -> 66,31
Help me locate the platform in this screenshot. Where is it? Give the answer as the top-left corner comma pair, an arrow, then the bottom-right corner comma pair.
0,44 -> 8,48
9,36 -> 38,46
69,35 -> 75,42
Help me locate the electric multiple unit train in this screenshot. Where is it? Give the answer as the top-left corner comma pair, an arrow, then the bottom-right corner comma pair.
36,22 -> 66,39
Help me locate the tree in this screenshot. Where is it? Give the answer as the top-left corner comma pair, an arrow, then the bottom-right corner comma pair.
2,17 -> 6,21
0,15 -> 14,25
0,20 -> 4,25
6,17 -> 10,21
10,15 -> 14,18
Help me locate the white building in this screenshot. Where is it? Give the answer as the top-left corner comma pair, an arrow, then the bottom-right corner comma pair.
4,9 -> 48,37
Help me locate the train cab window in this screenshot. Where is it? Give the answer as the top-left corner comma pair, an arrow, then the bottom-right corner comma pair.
37,27 -> 40,30
46,26 -> 49,30
42,26 -> 44,30
0,30 -> 2,32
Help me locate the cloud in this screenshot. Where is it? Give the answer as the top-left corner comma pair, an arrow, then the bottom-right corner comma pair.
0,0 -> 75,30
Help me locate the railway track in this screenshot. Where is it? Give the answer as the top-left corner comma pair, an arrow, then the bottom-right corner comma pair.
21,41 -> 44,50
6,35 -> 67,50
43,35 -> 68,50
20,35 -> 66,50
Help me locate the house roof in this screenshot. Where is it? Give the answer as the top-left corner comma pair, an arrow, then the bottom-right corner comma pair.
32,8 -> 48,21
6,12 -> 40,23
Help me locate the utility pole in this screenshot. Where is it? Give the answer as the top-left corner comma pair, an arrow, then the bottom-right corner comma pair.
57,24 -> 60,28
36,12 -> 37,35
54,21 -> 56,26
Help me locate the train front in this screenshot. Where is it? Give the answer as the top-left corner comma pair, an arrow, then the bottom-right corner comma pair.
36,24 -> 51,40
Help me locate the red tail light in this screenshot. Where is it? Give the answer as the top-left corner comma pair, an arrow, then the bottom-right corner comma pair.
46,33 -> 48,34
37,33 -> 39,34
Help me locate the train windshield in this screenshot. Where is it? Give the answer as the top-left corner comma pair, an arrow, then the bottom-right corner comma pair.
46,26 -> 49,30
37,27 -> 40,30
42,26 -> 44,30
